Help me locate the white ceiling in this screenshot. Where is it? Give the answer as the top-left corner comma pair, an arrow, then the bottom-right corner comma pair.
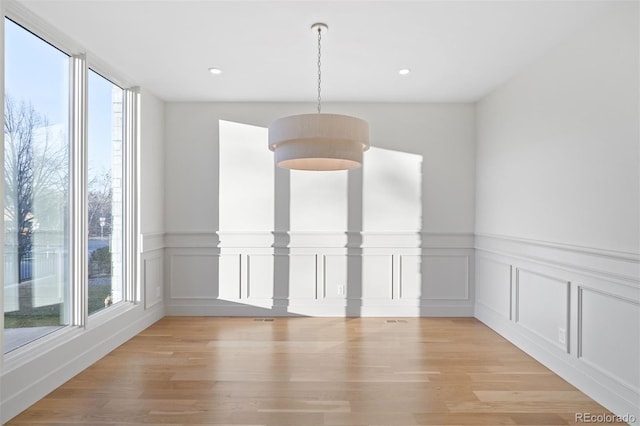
18,0 -> 613,103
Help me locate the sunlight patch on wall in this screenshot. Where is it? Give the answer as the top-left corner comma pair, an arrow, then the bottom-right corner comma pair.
219,120 -> 273,231
290,170 -> 348,231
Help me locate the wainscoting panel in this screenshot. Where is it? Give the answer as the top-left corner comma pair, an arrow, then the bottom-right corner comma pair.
515,268 -> 569,352
475,234 -> 640,425
399,255 -> 470,300
247,255 -> 274,299
217,254 -> 242,300
399,255 -> 421,299
169,254 -> 218,299
323,255 -> 348,300
422,255 -> 469,300
143,254 -> 163,309
579,286 -> 640,393
287,255 -> 318,300
475,255 -> 512,319
361,255 -> 394,299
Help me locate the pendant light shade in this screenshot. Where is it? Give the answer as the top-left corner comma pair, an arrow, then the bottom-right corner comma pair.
268,113 -> 370,171
268,23 -> 370,171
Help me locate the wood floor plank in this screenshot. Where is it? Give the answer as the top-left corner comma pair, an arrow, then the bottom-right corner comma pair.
6,317 -> 620,425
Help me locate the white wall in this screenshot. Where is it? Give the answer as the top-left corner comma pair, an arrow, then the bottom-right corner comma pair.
139,88 -> 165,310
164,102 -> 476,316
476,3 -> 639,253
475,3 -> 639,423
165,103 -> 475,234
140,89 -> 165,237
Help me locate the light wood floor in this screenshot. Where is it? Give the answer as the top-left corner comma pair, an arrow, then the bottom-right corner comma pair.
8,317 -> 618,425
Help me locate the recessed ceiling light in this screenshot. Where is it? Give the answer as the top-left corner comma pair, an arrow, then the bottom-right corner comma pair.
208,67 -> 222,75
398,68 -> 411,75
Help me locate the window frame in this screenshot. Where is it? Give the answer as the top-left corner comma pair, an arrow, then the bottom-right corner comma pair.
2,0 -> 140,363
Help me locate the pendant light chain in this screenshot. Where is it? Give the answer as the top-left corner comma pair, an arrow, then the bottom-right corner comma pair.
317,25 -> 322,114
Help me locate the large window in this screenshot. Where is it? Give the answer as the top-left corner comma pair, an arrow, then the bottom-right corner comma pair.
3,19 -> 70,351
87,70 -> 124,315
3,17 -> 137,353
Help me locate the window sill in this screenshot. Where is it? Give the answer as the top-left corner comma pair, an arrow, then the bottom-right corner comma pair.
2,301 -> 139,373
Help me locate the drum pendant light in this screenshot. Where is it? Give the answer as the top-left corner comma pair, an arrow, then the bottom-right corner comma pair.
268,23 -> 370,171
